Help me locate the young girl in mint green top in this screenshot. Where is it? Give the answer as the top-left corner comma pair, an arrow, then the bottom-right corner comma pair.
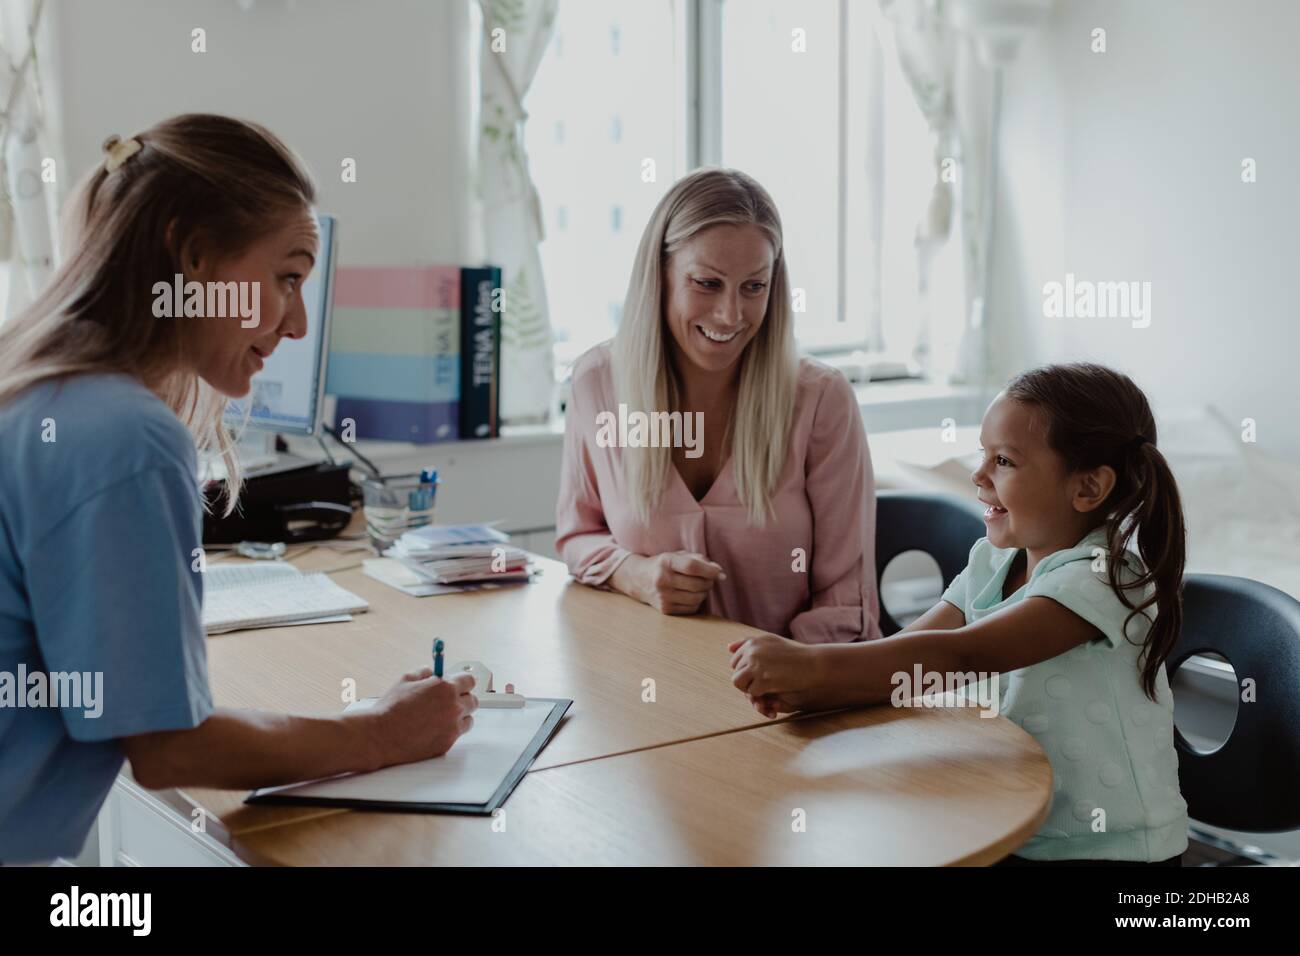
729,363 -> 1189,865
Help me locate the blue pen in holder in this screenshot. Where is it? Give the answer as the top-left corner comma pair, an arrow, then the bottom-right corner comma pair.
361,469 -> 439,554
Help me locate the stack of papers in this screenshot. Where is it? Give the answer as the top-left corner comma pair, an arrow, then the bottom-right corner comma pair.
386,523 -> 535,586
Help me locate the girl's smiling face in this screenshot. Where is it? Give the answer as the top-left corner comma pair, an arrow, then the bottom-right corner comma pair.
971,392 -> 1114,557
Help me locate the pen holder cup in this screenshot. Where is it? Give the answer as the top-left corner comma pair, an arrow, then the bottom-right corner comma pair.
361,473 -> 437,555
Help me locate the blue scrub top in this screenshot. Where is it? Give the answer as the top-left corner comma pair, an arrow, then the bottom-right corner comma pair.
0,372 -> 213,863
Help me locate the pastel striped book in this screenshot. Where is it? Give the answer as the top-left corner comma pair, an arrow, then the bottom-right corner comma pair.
326,266 -> 461,442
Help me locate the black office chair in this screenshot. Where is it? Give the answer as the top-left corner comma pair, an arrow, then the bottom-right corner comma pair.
1168,573 -> 1300,863
874,490 -> 986,636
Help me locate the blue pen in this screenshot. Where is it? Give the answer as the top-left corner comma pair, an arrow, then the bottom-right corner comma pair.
420,468 -> 437,511
433,638 -> 444,678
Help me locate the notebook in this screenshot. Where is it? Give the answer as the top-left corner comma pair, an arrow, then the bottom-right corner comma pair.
202,562 -> 370,635
246,696 -> 571,813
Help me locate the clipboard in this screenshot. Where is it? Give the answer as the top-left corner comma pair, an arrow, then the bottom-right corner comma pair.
245,697 -> 571,816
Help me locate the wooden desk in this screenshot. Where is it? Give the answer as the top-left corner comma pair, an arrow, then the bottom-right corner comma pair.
179,547 -> 1052,863
186,550 -> 782,834
233,705 -> 1052,866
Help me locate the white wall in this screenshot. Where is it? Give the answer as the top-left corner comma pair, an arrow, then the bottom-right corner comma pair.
49,0 -> 1300,463
991,0 -> 1300,462
50,0 -> 475,266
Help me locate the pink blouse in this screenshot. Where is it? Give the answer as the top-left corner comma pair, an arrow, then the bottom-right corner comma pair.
555,344 -> 882,643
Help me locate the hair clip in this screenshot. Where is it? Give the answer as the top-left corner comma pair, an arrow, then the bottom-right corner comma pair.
102,134 -> 142,172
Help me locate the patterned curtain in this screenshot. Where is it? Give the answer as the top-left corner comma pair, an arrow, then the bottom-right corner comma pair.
0,0 -> 59,324
477,0 -> 559,423
880,0 -> 993,385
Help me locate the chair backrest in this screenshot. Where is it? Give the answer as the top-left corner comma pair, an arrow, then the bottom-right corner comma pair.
874,490 -> 986,636
1168,573 -> 1300,832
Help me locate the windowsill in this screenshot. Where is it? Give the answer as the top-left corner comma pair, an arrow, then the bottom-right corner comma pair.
852,379 -> 983,408
283,420 -> 566,465
293,378 -> 981,466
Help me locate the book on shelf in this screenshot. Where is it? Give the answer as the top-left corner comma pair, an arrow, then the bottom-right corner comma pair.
325,265 -> 504,444
459,266 -> 503,440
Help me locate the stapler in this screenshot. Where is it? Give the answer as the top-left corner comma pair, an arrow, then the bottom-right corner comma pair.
445,660 -> 525,708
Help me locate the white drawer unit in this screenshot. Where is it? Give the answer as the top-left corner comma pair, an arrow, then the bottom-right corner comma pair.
96,776 -> 247,868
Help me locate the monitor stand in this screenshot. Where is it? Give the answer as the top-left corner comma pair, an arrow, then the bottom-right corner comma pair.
233,430 -> 315,478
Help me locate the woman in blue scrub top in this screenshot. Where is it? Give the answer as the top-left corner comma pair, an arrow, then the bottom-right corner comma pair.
0,114 -> 477,864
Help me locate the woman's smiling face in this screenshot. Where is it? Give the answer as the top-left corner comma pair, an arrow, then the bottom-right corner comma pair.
662,223 -> 774,377
185,208 -> 320,398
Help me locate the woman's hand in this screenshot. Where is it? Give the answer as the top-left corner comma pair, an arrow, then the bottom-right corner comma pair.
122,668 -> 479,790
728,636 -> 828,716
611,551 -> 725,615
363,667 -> 478,767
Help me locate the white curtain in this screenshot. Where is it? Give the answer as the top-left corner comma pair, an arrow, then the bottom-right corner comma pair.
951,32 -> 995,387
477,0 -> 558,424
879,0 -> 994,385
0,0 -> 59,325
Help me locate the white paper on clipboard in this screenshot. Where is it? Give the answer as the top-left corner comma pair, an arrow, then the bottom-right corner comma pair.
250,698 -> 556,806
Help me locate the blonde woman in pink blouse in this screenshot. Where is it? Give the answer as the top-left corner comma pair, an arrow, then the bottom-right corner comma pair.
555,168 -> 882,645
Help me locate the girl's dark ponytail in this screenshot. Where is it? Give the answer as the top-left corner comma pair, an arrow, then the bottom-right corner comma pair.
1005,363 -> 1188,702
1102,439 -> 1187,699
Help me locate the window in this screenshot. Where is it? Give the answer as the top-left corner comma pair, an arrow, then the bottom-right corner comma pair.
524,0 -> 685,369
526,0 -> 963,370
720,0 -> 847,348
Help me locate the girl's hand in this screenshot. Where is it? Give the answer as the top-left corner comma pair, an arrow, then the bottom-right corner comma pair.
746,692 -> 802,719
611,551 -> 725,615
728,635 -> 825,711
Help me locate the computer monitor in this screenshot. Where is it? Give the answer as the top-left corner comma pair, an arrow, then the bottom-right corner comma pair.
225,213 -> 337,437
